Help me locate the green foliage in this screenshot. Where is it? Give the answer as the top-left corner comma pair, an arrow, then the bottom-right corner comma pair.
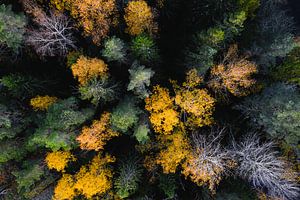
158,174 -> 177,199
115,156 -> 143,199
67,50 -> 82,68
27,97 -> 94,151
236,83 -> 300,155
128,62 -> 155,99
222,11 -> 247,40
185,27 -> 225,74
102,36 -> 127,63
111,97 -> 141,133
12,162 -> 45,194
250,0 -> 295,68
0,140 -> 26,164
0,74 -> 47,99
134,123 -> 150,144
272,46 -> 300,85
79,78 -> 118,105
0,4 -> 26,52
0,104 -> 26,140
131,34 -> 159,63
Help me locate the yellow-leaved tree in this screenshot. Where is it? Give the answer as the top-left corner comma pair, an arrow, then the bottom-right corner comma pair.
74,153 -> 115,198
173,69 -> 215,129
53,153 -> 115,199
30,95 -> 58,111
71,55 -> 108,85
45,151 -> 76,172
156,128 -> 190,173
76,112 -> 119,151
50,0 -> 118,45
124,0 -> 157,35
145,85 -> 179,134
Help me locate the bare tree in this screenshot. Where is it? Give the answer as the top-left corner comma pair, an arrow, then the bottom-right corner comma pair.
26,11 -> 76,57
182,127 -> 232,192
231,135 -> 299,200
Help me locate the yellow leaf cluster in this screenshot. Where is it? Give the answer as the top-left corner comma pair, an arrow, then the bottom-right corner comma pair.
76,112 -> 119,151
181,151 -> 224,193
145,86 -> 179,134
174,69 -> 215,128
30,95 -> 58,111
71,56 -> 108,85
53,153 -> 115,200
45,151 -> 76,172
124,0 -> 157,35
175,89 -> 215,128
74,154 -> 115,198
51,0 -> 118,44
156,130 -> 190,173
208,45 -> 258,97
50,0 -> 72,10
53,174 -> 76,200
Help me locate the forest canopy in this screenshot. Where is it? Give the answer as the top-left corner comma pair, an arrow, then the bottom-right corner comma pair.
0,0 -> 299,200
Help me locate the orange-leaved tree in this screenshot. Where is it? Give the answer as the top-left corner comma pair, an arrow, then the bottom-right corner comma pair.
71,55 -> 109,85
76,112 -> 119,151
50,0 -> 118,45
124,0 -> 157,35
208,44 -> 258,97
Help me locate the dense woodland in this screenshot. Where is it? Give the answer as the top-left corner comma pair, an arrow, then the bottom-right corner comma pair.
0,0 -> 299,199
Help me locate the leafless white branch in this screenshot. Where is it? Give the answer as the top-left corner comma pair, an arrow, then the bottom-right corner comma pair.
26,11 -> 76,57
231,135 -> 299,200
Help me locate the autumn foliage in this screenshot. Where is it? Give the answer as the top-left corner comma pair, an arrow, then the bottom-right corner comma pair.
124,0 -> 157,35
76,112 -> 119,151
45,151 -> 76,172
145,86 -> 179,134
208,45 -> 258,97
51,0 -> 118,45
71,56 -> 109,85
30,95 -> 58,111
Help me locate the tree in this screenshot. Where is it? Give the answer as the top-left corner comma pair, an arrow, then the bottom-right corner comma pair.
158,174 -> 177,199
30,95 -> 58,111
208,45 -> 258,98
27,97 -> 94,151
250,0 -> 295,68
145,86 -> 179,135
45,151 -> 76,172
124,0 -> 157,36
54,0 -> 118,45
71,56 -> 109,85
133,123 -> 151,144
235,83 -> 300,157
76,112 -> 119,151
0,140 -> 26,164
156,130 -> 190,173
102,36 -> 127,63
0,74 -> 49,100
26,11 -> 76,57
0,4 -> 26,53
74,153 -> 115,198
272,46 -> 300,86
182,129 -> 232,193
53,174 -> 76,200
115,155 -> 143,198
111,97 -> 141,133
12,162 -> 45,195
131,34 -> 159,63
127,62 -> 155,99
79,78 -> 118,105
173,69 -> 215,129
231,135 -> 299,200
